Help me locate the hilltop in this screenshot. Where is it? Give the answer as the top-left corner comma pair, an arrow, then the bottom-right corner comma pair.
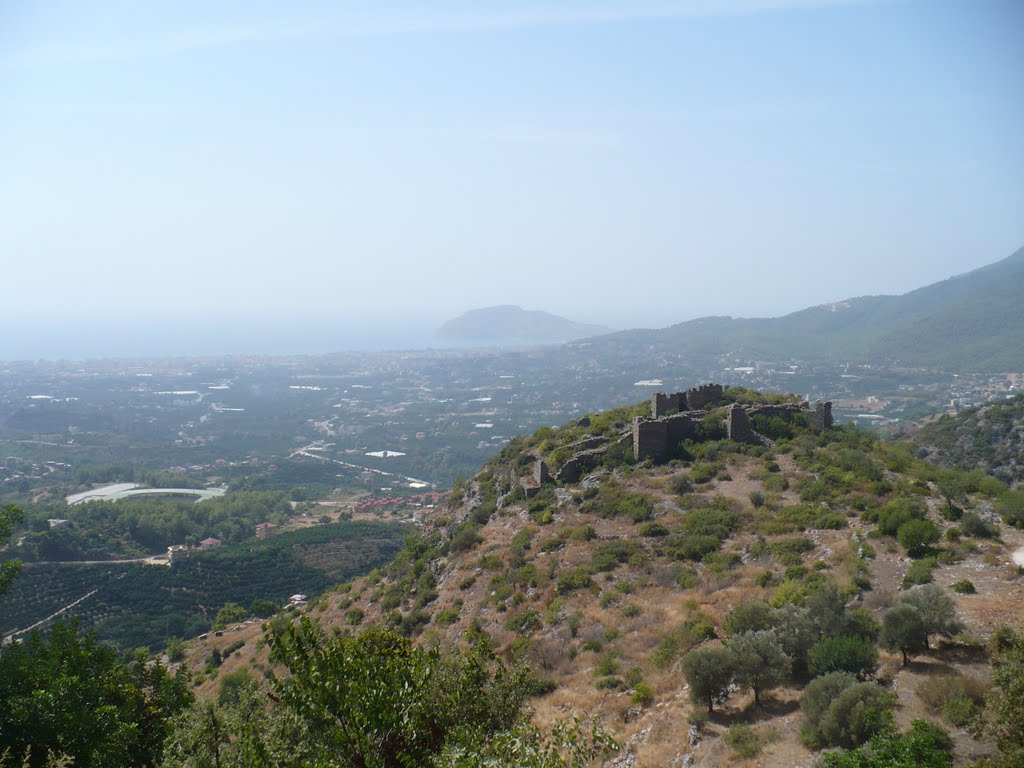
183,384 -> 1024,766
437,305 -> 610,345
579,246 -> 1024,372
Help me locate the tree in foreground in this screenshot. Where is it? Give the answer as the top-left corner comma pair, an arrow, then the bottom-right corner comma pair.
0,620 -> 192,768
0,504 -> 23,598
880,603 -> 928,666
682,646 -> 735,714
816,683 -> 896,750
819,719 -> 953,768
981,625 -> 1024,768
164,617 -> 617,768
800,673 -> 896,750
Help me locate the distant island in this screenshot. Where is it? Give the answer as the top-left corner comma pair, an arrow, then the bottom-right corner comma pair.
436,305 -> 610,345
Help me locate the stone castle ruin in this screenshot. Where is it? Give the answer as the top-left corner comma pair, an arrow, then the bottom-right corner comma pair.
520,384 -> 833,491
634,385 -> 832,461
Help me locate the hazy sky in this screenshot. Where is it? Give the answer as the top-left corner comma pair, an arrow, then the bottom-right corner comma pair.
1,0 -> 1022,357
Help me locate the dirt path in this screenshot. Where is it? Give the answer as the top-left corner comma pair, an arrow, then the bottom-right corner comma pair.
1,589 -> 99,644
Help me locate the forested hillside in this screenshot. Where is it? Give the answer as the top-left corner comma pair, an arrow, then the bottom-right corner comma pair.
911,394 -> 1024,485
0,521 -> 407,650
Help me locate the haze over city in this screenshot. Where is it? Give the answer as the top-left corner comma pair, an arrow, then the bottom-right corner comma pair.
1,0 -> 1022,358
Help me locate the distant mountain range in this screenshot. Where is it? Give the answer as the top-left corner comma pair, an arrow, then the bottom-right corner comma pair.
437,305 -> 610,345
579,246 -> 1024,372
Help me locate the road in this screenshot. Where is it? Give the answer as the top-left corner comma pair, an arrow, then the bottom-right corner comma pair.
1,589 -> 99,644
23,554 -> 171,567
289,447 -> 433,488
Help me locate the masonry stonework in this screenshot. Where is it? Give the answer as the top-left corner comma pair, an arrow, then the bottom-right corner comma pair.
631,384 -> 833,461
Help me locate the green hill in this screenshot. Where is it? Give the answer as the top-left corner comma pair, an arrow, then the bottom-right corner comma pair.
584,246 -> 1024,371
909,393 -> 1024,484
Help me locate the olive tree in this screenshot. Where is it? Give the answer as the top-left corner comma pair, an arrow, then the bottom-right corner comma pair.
898,584 -> 961,649
682,646 -> 735,714
728,630 -> 790,706
880,603 -> 928,666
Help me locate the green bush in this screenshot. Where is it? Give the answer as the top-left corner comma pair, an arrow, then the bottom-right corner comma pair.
808,635 -> 879,678
505,610 -> 541,633
897,519 -> 940,557
953,579 -> 976,594
724,723 -> 764,759
631,681 -> 654,707
902,557 -> 937,588
819,719 -> 953,768
556,568 -> 592,594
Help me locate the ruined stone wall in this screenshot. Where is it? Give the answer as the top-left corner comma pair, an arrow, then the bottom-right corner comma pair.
633,417 -> 670,462
566,435 -> 611,453
651,392 -> 685,419
726,404 -> 757,443
556,447 -> 608,484
806,401 -> 833,433
664,413 -> 700,446
683,383 -> 724,411
534,460 -> 550,486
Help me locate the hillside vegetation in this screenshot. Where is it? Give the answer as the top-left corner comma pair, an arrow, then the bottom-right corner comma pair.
911,394 -> 1024,485
0,521 -> 407,650
176,386 -> 1024,767
583,246 -> 1024,372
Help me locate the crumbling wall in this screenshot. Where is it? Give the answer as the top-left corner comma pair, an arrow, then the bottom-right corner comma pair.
726,404 -> 757,443
556,447 -> 609,483
664,413 -> 700,447
633,417 -> 669,462
651,392 -> 685,419
806,401 -> 833,433
683,383 -> 723,411
565,435 -> 611,453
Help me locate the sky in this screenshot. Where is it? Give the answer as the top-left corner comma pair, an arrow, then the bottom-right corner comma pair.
0,0 -> 1022,358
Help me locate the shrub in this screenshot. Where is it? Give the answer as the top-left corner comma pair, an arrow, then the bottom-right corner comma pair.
897,519 -> 940,557
450,523 -> 482,553
505,610 -> 541,633
556,568 -> 592,594
669,474 -> 694,494
675,568 -> 697,589
902,557 -> 936,588
960,511 -> 999,539
819,719 -> 953,768
952,579 -> 976,594
809,635 -> 879,678
917,673 -> 987,721
591,541 -> 637,572
667,534 -> 722,562
769,579 -> 808,608
637,522 -> 669,537
631,682 -> 654,707
724,723 -> 764,759
815,683 -> 896,749
569,525 -> 596,541
435,606 -> 461,626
